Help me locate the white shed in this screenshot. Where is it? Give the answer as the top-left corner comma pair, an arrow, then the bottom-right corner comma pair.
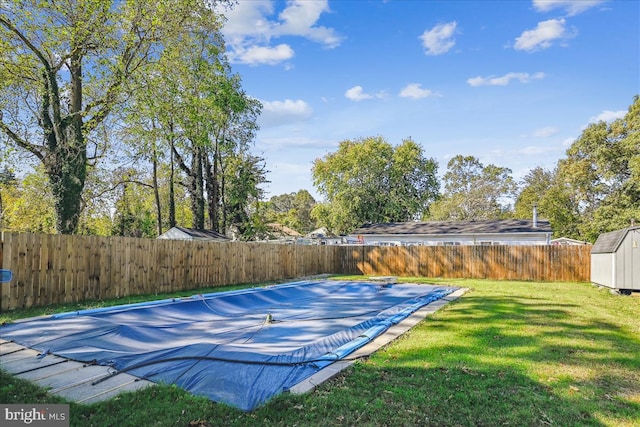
591,226 -> 640,294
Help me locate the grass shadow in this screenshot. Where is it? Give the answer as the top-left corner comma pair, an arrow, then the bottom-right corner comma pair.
265,364 -> 608,426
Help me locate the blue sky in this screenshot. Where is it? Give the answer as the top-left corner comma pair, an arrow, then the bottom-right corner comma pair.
219,0 -> 639,200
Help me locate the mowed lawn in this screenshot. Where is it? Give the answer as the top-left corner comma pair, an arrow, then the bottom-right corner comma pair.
1,278 -> 639,426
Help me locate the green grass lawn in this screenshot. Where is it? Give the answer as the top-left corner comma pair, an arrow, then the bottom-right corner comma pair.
2,278 -> 639,426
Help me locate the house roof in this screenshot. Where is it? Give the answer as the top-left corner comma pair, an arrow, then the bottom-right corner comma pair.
267,223 -> 302,238
591,226 -> 639,254
307,227 -> 332,238
158,226 -> 229,241
351,219 -> 552,236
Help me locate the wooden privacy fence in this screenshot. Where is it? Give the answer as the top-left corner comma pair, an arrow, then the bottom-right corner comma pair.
351,244 -> 591,282
0,232 -> 348,311
0,232 -> 591,310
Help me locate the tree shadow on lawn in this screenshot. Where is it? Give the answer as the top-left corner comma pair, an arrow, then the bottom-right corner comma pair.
368,293 -> 640,426
260,364 -> 607,426
247,292 -> 639,426
439,294 -> 640,368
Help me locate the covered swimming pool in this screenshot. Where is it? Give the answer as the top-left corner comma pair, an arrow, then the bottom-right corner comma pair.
0,280 -> 457,411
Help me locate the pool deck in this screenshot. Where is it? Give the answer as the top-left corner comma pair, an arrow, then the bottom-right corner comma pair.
0,340 -> 154,403
0,285 -> 466,405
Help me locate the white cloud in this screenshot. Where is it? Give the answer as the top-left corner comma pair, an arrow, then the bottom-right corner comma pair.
419,21 -> 458,55
532,0 -> 606,16
260,135 -> 329,150
399,83 -> 435,99
219,0 -> 274,42
229,44 -> 294,66
259,99 -> 313,127
533,126 -> 559,137
344,86 -> 386,101
221,0 -> 342,66
467,72 -> 545,86
514,18 -> 576,51
272,0 -> 342,48
520,146 -> 548,155
589,109 -> 626,123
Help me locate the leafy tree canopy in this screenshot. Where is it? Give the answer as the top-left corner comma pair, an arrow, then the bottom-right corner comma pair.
555,95 -> 640,241
0,0 -> 231,234
311,136 -> 439,234
266,190 -> 317,235
428,155 -> 516,220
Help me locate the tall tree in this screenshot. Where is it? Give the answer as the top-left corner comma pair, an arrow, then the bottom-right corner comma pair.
0,165 -> 16,231
428,155 -> 516,220
388,138 -> 440,221
312,136 -> 439,234
205,74 -> 261,233
555,95 -> 640,241
514,166 -> 580,238
0,0 -> 230,233
151,28 -> 262,234
223,151 -> 268,240
0,166 -> 56,233
514,166 -> 555,219
266,190 -> 318,234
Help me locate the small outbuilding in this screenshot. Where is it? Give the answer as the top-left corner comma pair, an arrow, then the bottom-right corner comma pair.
591,226 -> 639,294
550,237 -> 590,246
157,226 -> 230,242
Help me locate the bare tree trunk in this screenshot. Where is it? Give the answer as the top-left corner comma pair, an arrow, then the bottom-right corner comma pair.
191,145 -> 205,229
152,139 -> 162,236
168,135 -> 176,228
204,151 -> 220,232
41,53 -> 87,234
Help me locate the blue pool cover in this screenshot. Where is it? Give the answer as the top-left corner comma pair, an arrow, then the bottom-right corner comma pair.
1,280 -> 455,411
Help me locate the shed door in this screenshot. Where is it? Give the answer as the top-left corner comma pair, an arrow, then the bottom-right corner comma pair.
632,232 -> 640,290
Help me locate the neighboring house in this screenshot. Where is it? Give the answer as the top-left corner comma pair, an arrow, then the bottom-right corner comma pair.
157,226 -> 230,242
349,219 -> 552,246
301,227 -> 343,245
265,223 -> 302,243
551,237 -> 591,245
306,227 -> 330,239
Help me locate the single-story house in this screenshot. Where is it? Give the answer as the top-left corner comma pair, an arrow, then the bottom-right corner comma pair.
157,226 -> 230,242
349,219 -> 552,246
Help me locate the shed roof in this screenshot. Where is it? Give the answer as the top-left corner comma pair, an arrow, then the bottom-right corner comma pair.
351,219 -> 552,236
550,237 -> 591,245
158,226 -> 229,241
591,226 -> 639,254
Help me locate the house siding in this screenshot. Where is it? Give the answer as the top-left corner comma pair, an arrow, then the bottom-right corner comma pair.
350,219 -> 552,246
357,233 -> 550,246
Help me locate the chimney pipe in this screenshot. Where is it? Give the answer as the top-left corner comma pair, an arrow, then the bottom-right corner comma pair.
533,204 -> 538,228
